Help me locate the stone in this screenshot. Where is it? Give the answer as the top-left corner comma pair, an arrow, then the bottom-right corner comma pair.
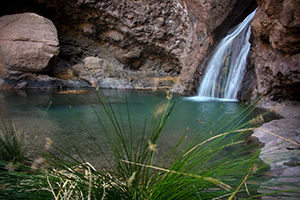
14,81 -> 27,90
252,117 -> 300,199
71,57 -> 106,85
114,47 -> 142,65
247,0 -> 300,102
155,17 -> 165,27
105,30 -> 124,42
84,57 -> 105,70
99,78 -> 133,90
0,78 -> 12,90
0,13 -> 59,73
3,0 -> 257,94
72,63 -> 86,77
80,23 -> 96,35
172,0 -> 257,95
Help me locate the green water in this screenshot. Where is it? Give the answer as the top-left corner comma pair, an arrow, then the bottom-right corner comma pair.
0,89 -> 267,169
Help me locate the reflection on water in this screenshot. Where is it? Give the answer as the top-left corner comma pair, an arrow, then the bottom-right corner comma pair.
0,89 -> 267,169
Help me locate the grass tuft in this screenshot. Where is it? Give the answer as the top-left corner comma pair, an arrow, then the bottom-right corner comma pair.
0,117 -> 26,163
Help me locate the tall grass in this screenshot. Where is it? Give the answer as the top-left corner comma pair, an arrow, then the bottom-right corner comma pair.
0,88 -> 295,199
0,102 -> 51,164
0,117 -> 26,163
35,88 -> 270,199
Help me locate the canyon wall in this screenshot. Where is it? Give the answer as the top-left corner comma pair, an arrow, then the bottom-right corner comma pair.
239,0 -> 300,103
0,0 -> 256,92
2,0 -> 298,104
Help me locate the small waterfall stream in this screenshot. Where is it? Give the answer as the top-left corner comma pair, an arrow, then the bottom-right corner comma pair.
197,10 -> 256,100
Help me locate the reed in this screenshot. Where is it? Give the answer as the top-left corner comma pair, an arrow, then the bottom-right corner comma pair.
0,117 -> 26,163
38,88 -> 267,199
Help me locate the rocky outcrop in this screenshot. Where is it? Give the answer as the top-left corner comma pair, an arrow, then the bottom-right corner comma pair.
1,0 -> 256,92
252,0 -> 300,55
240,0 -> 300,103
42,0 -> 188,90
2,0 -> 299,104
252,104 -> 300,199
172,0 -> 257,95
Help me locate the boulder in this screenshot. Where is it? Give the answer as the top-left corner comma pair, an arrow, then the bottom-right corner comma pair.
72,57 -> 106,85
0,13 -> 59,73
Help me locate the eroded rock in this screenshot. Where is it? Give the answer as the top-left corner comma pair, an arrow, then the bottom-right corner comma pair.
246,0 -> 300,102
2,0 -> 257,93
0,13 -> 59,73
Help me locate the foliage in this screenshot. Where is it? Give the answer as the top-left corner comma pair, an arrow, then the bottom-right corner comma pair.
0,102 -> 51,164
37,88 -> 269,199
0,117 -> 26,163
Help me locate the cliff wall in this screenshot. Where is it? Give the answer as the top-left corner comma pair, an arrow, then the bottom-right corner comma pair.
1,0 -> 256,92
239,0 -> 300,103
2,0 -> 299,105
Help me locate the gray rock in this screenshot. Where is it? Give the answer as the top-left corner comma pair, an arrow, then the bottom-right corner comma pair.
253,117 -> 300,199
72,57 -> 107,85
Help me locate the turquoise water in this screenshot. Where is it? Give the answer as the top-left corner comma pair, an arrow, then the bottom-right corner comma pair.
0,89 -> 267,169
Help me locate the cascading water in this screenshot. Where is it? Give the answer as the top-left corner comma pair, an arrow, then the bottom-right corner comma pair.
197,10 -> 256,100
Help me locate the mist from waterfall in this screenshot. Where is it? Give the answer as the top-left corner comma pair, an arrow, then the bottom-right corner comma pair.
196,10 -> 256,100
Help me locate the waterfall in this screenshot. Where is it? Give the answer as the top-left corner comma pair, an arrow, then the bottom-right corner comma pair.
197,10 -> 256,100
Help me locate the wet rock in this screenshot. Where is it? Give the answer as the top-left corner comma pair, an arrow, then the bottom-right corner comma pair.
14,81 -> 27,90
100,78 -> 133,90
172,0 -> 257,95
0,78 -> 12,90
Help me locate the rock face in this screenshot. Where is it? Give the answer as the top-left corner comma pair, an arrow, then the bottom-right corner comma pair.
239,0 -> 300,102
1,0 -> 299,104
252,117 -> 300,199
172,0 -> 257,95
41,0 -> 188,90
1,0 -> 256,92
0,13 -> 59,73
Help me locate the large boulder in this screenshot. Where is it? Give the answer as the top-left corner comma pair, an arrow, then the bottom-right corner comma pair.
0,13 -> 59,74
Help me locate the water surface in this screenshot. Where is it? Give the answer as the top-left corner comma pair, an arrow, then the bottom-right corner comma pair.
0,89 -> 266,169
